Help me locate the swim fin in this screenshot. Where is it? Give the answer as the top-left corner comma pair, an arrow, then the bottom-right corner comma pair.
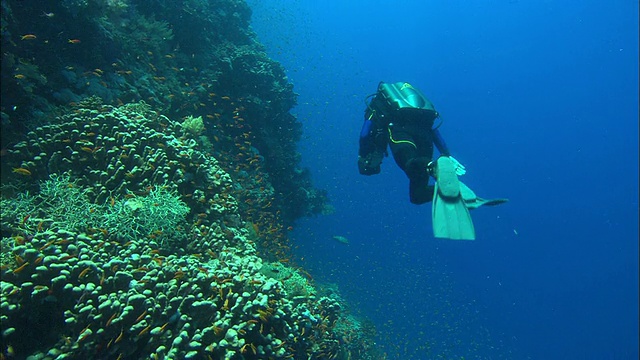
432,157 -> 476,240
459,182 -> 509,210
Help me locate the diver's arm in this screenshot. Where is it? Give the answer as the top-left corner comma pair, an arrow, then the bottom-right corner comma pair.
358,113 -> 385,175
433,128 -> 451,156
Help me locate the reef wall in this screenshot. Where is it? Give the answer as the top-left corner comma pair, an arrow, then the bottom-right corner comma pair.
0,0 -> 381,359
0,102 -> 376,359
1,0 -> 329,236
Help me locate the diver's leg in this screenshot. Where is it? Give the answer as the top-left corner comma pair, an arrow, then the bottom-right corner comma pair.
409,176 -> 434,204
389,126 -> 433,204
406,158 -> 434,204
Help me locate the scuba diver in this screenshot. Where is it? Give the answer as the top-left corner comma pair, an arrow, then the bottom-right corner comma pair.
358,81 -> 507,240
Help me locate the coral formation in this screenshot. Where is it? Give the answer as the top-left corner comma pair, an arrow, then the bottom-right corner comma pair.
1,0 -> 327,228
181,115 -> 206,137
0,0 -> 380,358
0,102 -> 379,359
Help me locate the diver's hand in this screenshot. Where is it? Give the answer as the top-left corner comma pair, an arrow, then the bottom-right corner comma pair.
448,156 -> 466,176
358,154 -> 382,175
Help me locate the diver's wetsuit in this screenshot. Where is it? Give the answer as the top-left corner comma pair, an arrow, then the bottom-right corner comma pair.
358,82 -> 450,205
388,120 -> 435,204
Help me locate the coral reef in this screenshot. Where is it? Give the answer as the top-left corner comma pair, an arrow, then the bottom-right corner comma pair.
0,102 -> 379,359
181,115 -> 205,137
0,0 -> 327,229
0,0 -> 374,358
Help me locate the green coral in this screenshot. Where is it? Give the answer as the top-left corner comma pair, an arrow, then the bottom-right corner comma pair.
180,115 -> 205,137
261,262 -> 315,299
0,190 -> 36,233
1,173 -> 190,249
103,186 -> 190,247
1,173 -> 95,234
37,173 -> 97,231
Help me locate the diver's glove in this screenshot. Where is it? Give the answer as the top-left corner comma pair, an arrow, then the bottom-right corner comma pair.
358,151 -> 383,175
448,156 -> 466,176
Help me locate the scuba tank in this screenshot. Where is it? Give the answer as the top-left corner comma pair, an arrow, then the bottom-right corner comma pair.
358,82 -> 441,175
376,82 -> 439,123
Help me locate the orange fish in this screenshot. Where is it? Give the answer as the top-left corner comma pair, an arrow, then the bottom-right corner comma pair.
21,34 -> 37,40
12,168 -> 31,176
12,262 -> 30,274
68,39 -> 81,44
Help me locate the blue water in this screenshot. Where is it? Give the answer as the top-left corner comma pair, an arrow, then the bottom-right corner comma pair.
248,1 -> 638,359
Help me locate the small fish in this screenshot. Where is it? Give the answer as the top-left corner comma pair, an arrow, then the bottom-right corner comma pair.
137,325 -> 151,337
12,167 -> 31,176
105,312 -> 118,327
134,310 -> 148,324
21,34 -> 37,40
332,235 -> 349,244
68,39 -> 81,44
14,74 -> 26,79
114,328 -> 124,343
12,261 -> 30,274
78,267 -> 91,279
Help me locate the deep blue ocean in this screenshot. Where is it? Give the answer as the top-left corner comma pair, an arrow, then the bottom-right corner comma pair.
248,1 -> 639,359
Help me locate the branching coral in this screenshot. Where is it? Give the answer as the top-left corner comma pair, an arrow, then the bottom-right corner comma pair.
103,186 -> 190,247
2,172 -> 190,250
180,115 -> 205,137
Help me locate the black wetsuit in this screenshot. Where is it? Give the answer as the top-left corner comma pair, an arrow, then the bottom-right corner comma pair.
358,86 -> 450,205
388,119 -> 436,204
